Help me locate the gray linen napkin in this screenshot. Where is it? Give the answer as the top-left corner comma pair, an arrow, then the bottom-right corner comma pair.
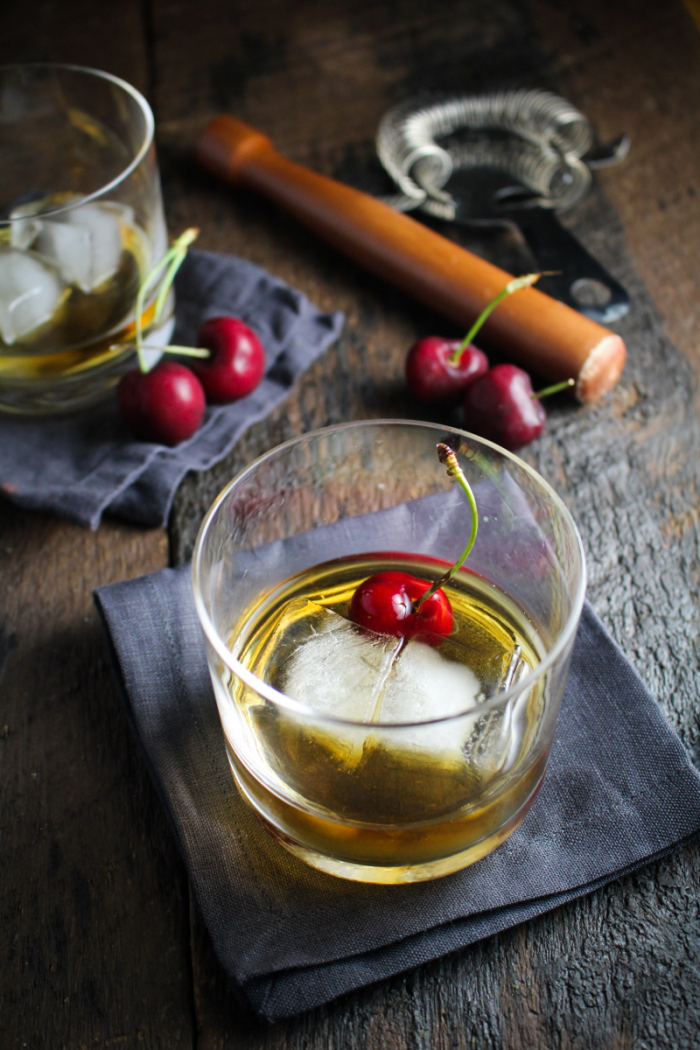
95,558 -> 700,1021
0,249 -> 343,528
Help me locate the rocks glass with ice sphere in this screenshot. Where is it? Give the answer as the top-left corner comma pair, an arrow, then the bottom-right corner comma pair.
0,64 -> 171,415
192,421 -> 586,884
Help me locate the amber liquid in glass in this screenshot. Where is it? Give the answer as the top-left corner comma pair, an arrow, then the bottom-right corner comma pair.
223,554 -> 549,879
0,195 -> 155,382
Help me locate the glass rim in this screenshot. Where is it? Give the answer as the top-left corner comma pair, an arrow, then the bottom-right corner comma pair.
191,419 -> 588,728
0,62 -> 156,225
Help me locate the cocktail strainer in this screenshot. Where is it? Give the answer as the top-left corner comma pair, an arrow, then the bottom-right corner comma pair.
376,88 -> 630,321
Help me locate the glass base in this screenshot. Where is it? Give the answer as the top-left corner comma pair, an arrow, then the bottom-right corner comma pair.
262,804 -> 537,884
231,753 -> 546,885
0,312 -> 175,417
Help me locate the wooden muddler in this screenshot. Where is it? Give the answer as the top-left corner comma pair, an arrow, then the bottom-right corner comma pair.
197,116 -> 626,402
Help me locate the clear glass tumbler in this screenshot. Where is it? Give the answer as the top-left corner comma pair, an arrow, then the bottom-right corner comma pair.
192,421 -> 586,884
0,63 -> 171,415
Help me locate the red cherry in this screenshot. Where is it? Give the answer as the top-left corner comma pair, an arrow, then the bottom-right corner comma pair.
191,316 -> 266,403
463,363 -> 546,451
349,570 -> 453,645
405,337 -> 489,405
117,361 -> 206,446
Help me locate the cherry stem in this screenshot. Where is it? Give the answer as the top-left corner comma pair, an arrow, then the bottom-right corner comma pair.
531,377 -> 575,400
447,272 -> 541,366
111,345 -> 210,362
146,344 -> 209,357
413,443 -> 478,611
134,227 -> 200,373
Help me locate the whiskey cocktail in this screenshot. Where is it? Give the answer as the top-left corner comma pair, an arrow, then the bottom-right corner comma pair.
192,421 -> 586,883
0,64 -> 171,414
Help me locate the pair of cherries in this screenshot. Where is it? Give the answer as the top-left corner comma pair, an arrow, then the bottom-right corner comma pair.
405,274 -> 569,451
116,228 -> 266,446
117,316 -> 265,446
406,342 -> 547,452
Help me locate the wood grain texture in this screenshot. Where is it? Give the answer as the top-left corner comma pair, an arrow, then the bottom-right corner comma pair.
530,0 -> 700,385
4,0 -> 151,96
2,0 -> 699,1047
0,510 -> 188,1048
1,3 -> 186,1047
160,0 -> 700,1047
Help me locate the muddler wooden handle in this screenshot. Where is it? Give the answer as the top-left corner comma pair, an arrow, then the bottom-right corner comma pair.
197,116 -> 626,402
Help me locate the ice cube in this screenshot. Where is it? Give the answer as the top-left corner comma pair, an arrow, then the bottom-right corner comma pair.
0,248 -> 65,344
274,601 -> 529,771
273,602 -> 484,762
36,218 -> 92,290
54,201 -> 128,291
378,642 -> 481,724
8,197 -> 47,252
275,600 -> 404,724
376,640 -> 484,758
461,706 -> 513,774
460,652 -> 533,775
9,215 -> 42,251
10,197 -> 132,293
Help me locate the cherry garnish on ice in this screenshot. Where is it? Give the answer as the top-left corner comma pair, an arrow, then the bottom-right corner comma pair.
117,360 -> 206,446
349,444 -> 478,645
192,316 -> 266,403
405,273 -> 540,405
464,365 -> 574,451
349,570 -> 453,645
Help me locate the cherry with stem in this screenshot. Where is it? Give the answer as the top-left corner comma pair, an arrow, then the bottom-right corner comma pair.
464,363 -> 574,451
192,315 -> 266,403
349,443 -> 478,645
405,273 -> 541,405
117,228 -> 210,445
117,229 -> 268,443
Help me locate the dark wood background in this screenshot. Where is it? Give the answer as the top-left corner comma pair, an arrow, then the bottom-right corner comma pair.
3,0 -> 700,1046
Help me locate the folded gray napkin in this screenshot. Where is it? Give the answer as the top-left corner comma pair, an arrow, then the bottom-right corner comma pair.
0,249 -> 343,528
95,558 -> 700,1021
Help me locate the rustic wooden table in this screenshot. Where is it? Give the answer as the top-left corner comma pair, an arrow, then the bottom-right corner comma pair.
3,1 -> 700,1046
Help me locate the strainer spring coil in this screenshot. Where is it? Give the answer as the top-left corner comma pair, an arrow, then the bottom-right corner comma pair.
376,88 -> 597,216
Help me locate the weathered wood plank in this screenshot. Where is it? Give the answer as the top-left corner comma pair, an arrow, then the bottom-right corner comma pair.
156,0 -> 700,1047
530,0 -> 700,380
0,509 -> 191,1049
1,2 -> 191,1047
4,0 -> 151,95
2,0 -> 699,1046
